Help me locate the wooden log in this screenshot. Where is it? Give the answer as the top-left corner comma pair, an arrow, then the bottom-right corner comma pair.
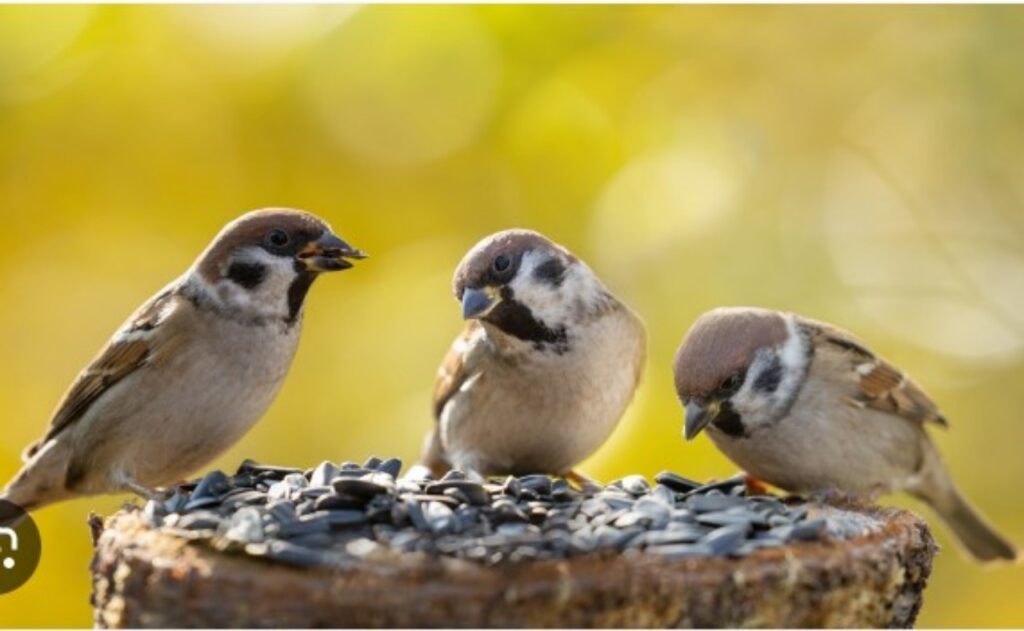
91,503 -> 936,628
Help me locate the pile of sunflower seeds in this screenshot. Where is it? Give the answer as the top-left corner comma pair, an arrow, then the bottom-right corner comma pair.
139,457 -> 840,569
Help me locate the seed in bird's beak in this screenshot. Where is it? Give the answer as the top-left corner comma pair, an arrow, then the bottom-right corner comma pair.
299,233 -> 367,272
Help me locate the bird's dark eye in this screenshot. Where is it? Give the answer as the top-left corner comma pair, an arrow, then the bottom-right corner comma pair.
266,229 -> 290,248
722,372 -> 743,392
492,254 -> 511,273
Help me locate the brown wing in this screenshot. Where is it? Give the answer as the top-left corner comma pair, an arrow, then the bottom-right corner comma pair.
420,321 -> 488,475
432,321 -> 485,421
804,318 -> 947,427
23,286 -> 179,460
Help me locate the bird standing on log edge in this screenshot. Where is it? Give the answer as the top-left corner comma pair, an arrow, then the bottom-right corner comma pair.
673,306 -> 1019,563
1,208 -> 365,521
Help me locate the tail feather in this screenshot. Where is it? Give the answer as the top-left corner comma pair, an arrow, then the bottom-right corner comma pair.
913,471 -> 1018,563
0,489 -> 38,529
910,441 -> 1018,564
935,489 -> 1019,563
2,440 -> 72,517
2,476 -> 42,519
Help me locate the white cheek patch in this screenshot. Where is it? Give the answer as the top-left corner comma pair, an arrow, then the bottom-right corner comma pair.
732,352 -> 777,422
562,261 -> 604,309
732,315 -> 810,428
780,315 -> 810,374
215,247 -> 299,320
507,251 -> 565,328
508,251 -> 602,330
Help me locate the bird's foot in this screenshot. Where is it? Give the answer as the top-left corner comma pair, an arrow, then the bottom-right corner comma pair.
742,474 -> 772,496
122,478 -> 165,502
564,470 -> 604,493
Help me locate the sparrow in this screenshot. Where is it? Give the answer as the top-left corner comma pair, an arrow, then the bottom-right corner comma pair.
673,306 -> 1018,563
416,229 -> 646,485
1,208 -> 365,515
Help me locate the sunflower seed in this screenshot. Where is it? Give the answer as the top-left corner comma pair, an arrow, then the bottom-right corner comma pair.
322,509 -> 367,527
192,470 -> 232,499
178,511 -> 222,531
154,461 -> 845,567
276,512 -> 331,538
378,458 -> 403,478
790,518 -> 827,541
696,510 -> 756,528
425,480 -> 490,506
633,498 -> 671,528
654,471 -> 701,493
638,525 -> 708,546
332,477 -> 391,499
236,460 -> 303,478
259,540 -> 326,567
518,474 -> 552,495
142,500 -> 164,526
183,495 -> 222,512
687,493 -> 746,513
309,461 -> 339,487
702,524 -> 749,555
224,507 -> 265,543
620,475 -> 650,496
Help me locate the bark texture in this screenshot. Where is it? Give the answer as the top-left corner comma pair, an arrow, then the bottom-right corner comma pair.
91,503 -> 936,628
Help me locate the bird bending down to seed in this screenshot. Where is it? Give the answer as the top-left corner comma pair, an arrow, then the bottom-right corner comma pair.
416,229 -> 646,487
1,209 -> 365,517
672,306 -> 1018,563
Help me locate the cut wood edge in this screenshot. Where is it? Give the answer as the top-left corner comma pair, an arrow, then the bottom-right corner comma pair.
91,502 -> 937,628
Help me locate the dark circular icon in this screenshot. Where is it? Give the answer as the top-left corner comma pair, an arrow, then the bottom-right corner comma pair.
0,500 -> 42,595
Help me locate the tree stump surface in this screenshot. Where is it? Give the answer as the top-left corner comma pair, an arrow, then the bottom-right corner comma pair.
91,502 -> 936,628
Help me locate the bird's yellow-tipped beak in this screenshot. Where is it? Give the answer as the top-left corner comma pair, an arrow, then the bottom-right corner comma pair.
298,233 -> 367,272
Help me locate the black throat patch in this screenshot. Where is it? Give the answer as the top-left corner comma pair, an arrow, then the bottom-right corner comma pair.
713,402 -> 747,438
286,272 -> 318,325
486,287 -> 569,353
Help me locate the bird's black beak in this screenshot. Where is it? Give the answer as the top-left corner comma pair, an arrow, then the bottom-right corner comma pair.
684,400 -> 719,441
298,232 -> 367,272
461,286 -> 501,320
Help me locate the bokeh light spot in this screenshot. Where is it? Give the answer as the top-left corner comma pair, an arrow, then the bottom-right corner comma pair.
590,148 -> 740,266
174,6 -> 356,72
824,148 -> 1024,362
303,7 -> 501,166
0,6 -> 94,102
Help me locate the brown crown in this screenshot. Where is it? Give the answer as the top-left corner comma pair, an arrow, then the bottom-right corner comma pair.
673,306 -> 789,399
196,208 -> 332,282
451,229 -> 574,297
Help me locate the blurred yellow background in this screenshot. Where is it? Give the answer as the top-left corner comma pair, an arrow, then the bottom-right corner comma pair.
1,5 -> 1023,626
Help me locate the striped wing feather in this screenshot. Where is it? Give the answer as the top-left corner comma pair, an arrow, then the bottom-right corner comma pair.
23,287 -> 179,460
804,318 -> 947,427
